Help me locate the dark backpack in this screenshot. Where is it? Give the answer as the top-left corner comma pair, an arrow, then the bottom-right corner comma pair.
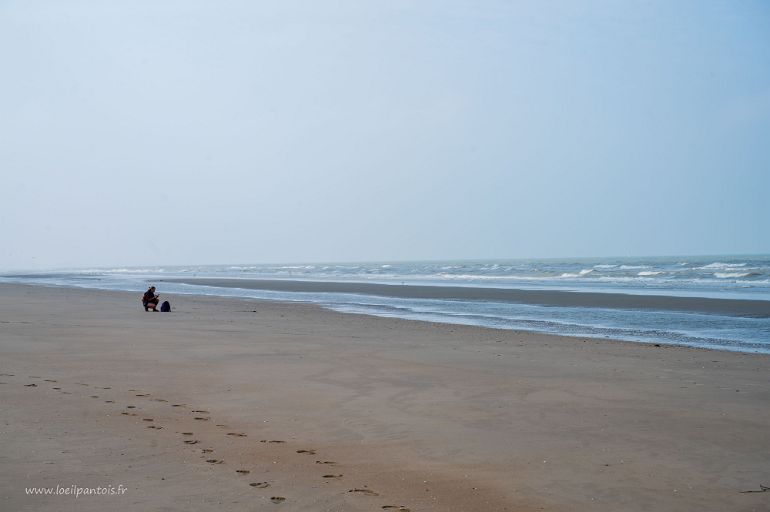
160,300 -> 171,312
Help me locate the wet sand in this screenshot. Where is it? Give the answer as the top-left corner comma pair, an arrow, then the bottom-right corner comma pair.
1,283 -> 769,512
163,277 -> 770,317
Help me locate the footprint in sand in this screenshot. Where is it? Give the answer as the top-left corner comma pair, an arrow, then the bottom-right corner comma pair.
296,449 -> 316,455
227,432 -> 247,437
90,395 -> 99,398
260,440 -> 286,444
181,432 -> 194,436
105,400 -> 114,403
53,387 -> 61,390
44,379 -> 57,382
250,482 -> 270,488
171,404 -> 185,407
202,449 -> 213,453
151,398 -> 168,402
121,412 -> 138,416
382,506 -> 411,511
322,474 -> 343,479
270,496 -> 286,504
315,461 -> 337,466
61,391 -> 72,395
75,383 -> 89,386
0,373 -> 14,377
135,394 -> 149,397
142,418 -> 154,422
194,417 -> 209,421
147,425 -> 163,430
191,410 -> 209,414
126,405 -> 136,409
184,440 -> 200,445
236,469 -> 250,475
348,488 -> 379,496
29,376 -> 41,379
101,387 -> 111,390
24,383 -> 37,387
206,459 -> 223,464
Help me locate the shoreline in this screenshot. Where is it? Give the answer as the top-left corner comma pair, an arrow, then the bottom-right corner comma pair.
163,277 -> 770,317
2,283 -> 769,512
4,282 -> 760,355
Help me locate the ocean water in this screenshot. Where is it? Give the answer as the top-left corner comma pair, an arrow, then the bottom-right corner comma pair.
2,256 -> 769,354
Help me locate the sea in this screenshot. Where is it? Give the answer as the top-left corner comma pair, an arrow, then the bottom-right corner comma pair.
2,255 -> 769,354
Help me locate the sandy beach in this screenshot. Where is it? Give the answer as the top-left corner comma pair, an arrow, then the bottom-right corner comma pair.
1,283 -> 768,512
163,278 -> 770,317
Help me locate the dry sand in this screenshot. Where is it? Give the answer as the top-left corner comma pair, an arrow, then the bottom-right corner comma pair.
0,283 -> 768,512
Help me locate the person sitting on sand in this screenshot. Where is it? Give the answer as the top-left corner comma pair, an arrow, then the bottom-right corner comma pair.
142,286 -> 160,312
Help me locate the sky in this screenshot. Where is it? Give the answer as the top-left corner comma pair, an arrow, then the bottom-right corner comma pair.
1,0 -> 769,270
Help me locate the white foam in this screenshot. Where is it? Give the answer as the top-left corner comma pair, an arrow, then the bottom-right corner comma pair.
638,271 -> 663,276
714,272 -> 755,279
437,273 -> 549,281
559,269 -> 594,278
699,262 -> 747,270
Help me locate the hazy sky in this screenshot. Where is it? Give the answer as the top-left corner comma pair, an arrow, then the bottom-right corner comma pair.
2,1 -> 769,270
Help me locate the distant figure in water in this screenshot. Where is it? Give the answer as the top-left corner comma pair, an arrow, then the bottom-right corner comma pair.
142,286 -> 160,312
